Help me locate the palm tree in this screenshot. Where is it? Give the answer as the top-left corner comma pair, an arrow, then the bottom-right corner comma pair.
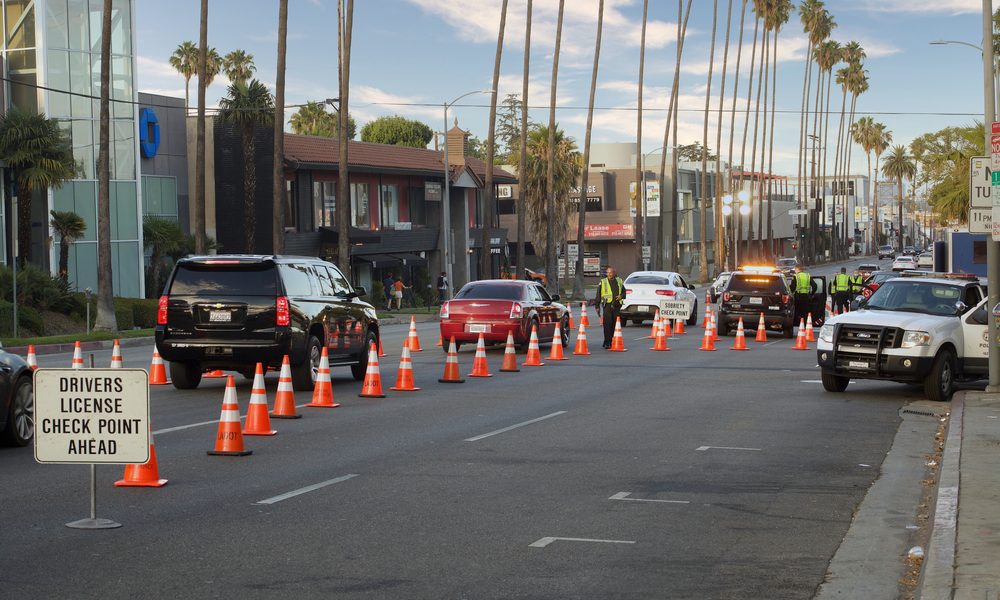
95,0 -> 115,331
814,39 -> 840,252
699,0 -> 718,279
204,48 -> 223,87
738,9 -> 761,258
764,0 -> 794,258
852,116 -> 876,251
804,10 -> 833,261
574,0 -> 604,297
169,41 -> 198,112
143,217 -> 183,296
747,4 -> 766,258
481,0 -> 509,281
272,0 -> 288,254
631,0 -> 648,276
336,0 -> 355,275
522,125 -> 582,264
725,0 -> 749,269
218,80 -> 276,253
516,0 -> 532,280
222,49 -> 255,86
713,0 -> 733,272
544,0 -> 566,294
0,110 -> 78,265
840,61 -> 867,250
882,145 -> 916,251
831,65 -> 850,255
871,123 -> 892,247
796,0 -> 824,218
194,0 -> 209,254
50,210 -> 86,282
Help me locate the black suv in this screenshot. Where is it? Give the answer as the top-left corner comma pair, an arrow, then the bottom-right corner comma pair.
718,270 -> 826,337
155,255 -> 379,390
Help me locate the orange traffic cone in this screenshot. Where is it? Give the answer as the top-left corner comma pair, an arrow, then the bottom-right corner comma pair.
610,317 -> 627,352
731,318 -> 749,351
110,339 -> 123,368
500,331 -> 520,372
306,347 -> 339,407
390,344 -> 420,391
674,317 -> 686,335
359,342 -> 386,398
755,312 -> 768,342
468,333 -> 493,377
71,341 -> 83,369
580,302 -> 590,327
567,304 -> 575,330
805,313 -> 816,342
651,317 -> 670,351
699,321 -> 717,351
523,325 -> 545,366
436,333 -> 443,348
439,337 -> 465,383
702,305 -> 712,329
204,369 -> 225,379
149,349 -> 169,385
115,425 -> 168,487
270,355 -> 302,419
378,336 -> 387,357
647,312 -> 661,339
244,363 -> 278,435
26,345 -> 37,370
792,319 -> 809,351
573,321 -> 591,356
711,311 -> 719,342
207,376 -> 251,456
405,316 -> 422,352
662,317 -> 673,338
548,322 -> 568,361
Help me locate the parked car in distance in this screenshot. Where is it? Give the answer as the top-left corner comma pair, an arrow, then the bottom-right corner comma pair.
902,246 -> 917,256
776,257 -> 798,277
878,245 -> 896,260
155,255 -> 379,391
891,255 -> 917,271
857,263 -> 879,277
439,280 -> 568,351
917,251 -> 933,268
620,271 -> 699,326
0,348 -> 33,446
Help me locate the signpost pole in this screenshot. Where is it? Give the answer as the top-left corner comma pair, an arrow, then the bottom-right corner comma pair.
982,0 -> 1000,392
65,464 -> 121,529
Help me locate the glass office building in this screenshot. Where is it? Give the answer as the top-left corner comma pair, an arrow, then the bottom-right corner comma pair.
1,0 -> 142,296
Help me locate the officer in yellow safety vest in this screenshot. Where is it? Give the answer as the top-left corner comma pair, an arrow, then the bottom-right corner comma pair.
848,269 -> 865,309
832,267 -> 851,314
792,265 -> 816,324
595,266 -> 625,349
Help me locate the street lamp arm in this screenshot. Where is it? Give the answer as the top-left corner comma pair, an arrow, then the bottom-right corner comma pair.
446,89 -> 496,108
929,39 -> 984,52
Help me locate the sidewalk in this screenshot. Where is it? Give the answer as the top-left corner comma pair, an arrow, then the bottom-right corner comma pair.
920,390 -> 1000,599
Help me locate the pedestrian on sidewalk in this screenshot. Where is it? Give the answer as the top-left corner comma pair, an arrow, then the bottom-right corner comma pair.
392,277 -> 409,311
595,266 -> 625,349
383,274 -> 395,311
437,271 -> 448,305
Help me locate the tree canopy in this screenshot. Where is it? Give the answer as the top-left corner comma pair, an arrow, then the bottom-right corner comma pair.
360,115 -> 434,148
289,101 -> 356,139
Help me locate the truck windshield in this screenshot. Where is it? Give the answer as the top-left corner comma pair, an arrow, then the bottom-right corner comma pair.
865,281 -> 963,316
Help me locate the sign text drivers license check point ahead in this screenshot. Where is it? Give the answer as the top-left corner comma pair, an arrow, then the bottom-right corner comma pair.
34,369 -> 150,464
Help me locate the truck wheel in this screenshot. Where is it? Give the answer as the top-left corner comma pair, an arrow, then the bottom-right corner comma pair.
924,349 -> 956,402
821,371 -> 849,392
351,329 -> 377,381
292,335 -> 321,391
687,300 -> 699,326
170,362 -> 202,390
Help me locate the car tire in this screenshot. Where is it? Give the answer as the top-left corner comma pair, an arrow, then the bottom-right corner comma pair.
351,328 -> 378,381
718,321 -> 729,337
782,319 -> 794,338
292,335 -> 321,391
821,371 -> 849,392
1,376 -> 33,447
518,318 -> 539,352
560,316 -> 571,348
632,319 -> 644,326
687,300 -> 699,326
924,348 -> 956,402
170,361 -> 202,390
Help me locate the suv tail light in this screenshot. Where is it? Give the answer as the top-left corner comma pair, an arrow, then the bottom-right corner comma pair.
157,295 -> 168,325
276,296 -> 290,326
655,289 -> 676,297
440,301 -> 450,318
510,302 -> 523,319
723,292 -> 731,302
781,293 -> 790,304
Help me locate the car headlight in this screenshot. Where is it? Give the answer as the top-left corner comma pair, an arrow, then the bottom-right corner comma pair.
819,324 -> 834,344
901,330 -> 932,348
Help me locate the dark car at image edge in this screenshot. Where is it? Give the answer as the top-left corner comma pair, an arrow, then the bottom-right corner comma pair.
155,255 -> 379,391
0,348 -> 34,446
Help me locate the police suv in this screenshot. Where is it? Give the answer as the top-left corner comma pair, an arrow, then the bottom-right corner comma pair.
816,273 -> 989,401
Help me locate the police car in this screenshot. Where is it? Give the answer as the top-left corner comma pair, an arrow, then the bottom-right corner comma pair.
816,273 -> 988,401
717,266 -> 825,337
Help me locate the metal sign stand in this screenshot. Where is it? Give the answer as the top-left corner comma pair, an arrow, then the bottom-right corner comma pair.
65,464 -> 121,529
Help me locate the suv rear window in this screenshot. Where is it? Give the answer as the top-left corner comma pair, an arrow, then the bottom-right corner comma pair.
169,264 -> 278,296
455,283 -> 524,300
625,275 -> 670,285
728,273 -> 787,294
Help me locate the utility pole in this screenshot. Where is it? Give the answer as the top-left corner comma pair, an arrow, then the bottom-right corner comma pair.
983,0 -> 1000,391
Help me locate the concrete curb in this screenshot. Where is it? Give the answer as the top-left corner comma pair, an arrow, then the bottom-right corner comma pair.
5,335 -> 155,357
918,391 -> 963,600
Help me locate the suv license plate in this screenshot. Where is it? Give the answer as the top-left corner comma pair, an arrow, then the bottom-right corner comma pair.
748,297 -> 763,305
467,324 -> 489,333
848,360 -> 869,369
209,310 -> 231,322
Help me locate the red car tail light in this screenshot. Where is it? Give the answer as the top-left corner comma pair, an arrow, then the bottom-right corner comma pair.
157,295 -> 168,325
510,302 -> 523,319
723,292 -> 731,302
276,296 -> 290,326
440,301 -> 450,318
781,293 -> 790,304
624,288 -> 632,295
655,289 -> 676,297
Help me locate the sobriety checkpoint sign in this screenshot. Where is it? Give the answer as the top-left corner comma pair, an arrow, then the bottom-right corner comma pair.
34,369 -> 149,465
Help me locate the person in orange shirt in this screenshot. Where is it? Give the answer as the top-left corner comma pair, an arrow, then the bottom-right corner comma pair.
392,277 -> 409,310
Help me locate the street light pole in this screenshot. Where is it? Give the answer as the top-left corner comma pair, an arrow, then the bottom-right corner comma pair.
641,146 -> 667,270
979,4 -> 1000,391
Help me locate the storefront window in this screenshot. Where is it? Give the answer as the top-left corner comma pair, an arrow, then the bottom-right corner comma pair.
351,183 -> 369,229
380,184 -> 398,229
6,0 -> 36,49
313,181 -> 336,229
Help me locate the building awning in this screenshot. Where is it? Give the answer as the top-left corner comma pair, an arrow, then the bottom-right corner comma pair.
391,253 -> 427,266
318,226 -> 383,246
353,253 -> 398,268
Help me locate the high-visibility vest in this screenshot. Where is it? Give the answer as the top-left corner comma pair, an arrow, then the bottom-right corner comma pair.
599,277 -> 625,302
849,274 -> 864,291
794,271 -> 812,294
834,273 -> 850,292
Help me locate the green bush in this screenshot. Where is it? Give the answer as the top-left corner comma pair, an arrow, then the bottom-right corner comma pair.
0,300 -> 45,336
371,281 -> 385,307
413,266 -> 434,307
113,299 -> 135,330
0,264 -> 84,314
131,299 -> 159,328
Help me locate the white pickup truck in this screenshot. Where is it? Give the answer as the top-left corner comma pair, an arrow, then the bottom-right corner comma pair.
816,274 -> 989,401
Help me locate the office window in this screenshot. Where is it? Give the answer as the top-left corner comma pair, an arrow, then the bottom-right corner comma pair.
352,183 -> 369,229
313,181 -> 336,228
284,180 -> 296,229
381,184 -> 399,228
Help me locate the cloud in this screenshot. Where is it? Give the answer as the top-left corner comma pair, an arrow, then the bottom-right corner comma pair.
852,0 -> 978,14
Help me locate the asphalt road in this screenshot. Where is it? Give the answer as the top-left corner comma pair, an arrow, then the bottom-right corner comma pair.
0,257 -> 935,599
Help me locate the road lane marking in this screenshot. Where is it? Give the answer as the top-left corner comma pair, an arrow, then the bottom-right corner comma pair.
153,402 -> 315,435
695,445 -> 761,452
464,411 -> 567,442
529,536 -> 636,548
801,379 -> 822,383
255,474 -> 359,505
609,491 -> 689,504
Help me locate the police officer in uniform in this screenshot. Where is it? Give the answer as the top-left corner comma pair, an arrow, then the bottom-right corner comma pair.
832,267 -> 851,314
792,265 -> 816,325
848,268 -> 865,311
595,266 -> 626,349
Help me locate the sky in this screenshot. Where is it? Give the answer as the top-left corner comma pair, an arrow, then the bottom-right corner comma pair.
134,0 -> 994,178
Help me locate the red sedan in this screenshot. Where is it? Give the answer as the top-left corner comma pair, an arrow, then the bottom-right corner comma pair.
439,280 -> 569,351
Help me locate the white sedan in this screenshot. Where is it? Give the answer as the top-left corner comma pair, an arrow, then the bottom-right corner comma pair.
620,271 -> 699,326
917,252 -> 933,268
891,255 -> 917,271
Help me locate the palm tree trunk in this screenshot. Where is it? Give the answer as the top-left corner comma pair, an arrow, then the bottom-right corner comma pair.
659,0 -> 692,272
832,85 -> 847,256
765,26 -> 778,259
821,66 -> 834,258
575,0 -> 605,297
739,14 -> 760,259
184,78 -> 190,114
631,0 -> 647,275
337,0 -> 354,275
748,24 -> 765,257
797,45 -> 814,221
272,0 -> 288,254
544,0 -> 565,294
873,154 -> 881,249
516,0 -> 531,283
755,31 -> 770,261
865,152 -> 872,251
243,125 -> 257,253
898,178 -> 904,250
845,93 -> 858,251
481,1 -> 508,281
59,241 -> 70,281
726,0 -> 747,271
699,0 -> 718,280
194,0 -> 208,254
809,59 -> 823,261
714,0 -> 732,271
94,0 -> 116,331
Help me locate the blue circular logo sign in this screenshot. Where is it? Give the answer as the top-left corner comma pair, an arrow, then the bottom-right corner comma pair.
139,107 -> 160,158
